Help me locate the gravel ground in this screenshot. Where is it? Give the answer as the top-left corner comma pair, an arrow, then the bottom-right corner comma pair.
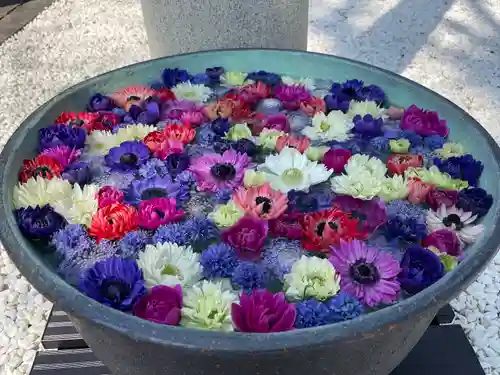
0,0 -> 499,374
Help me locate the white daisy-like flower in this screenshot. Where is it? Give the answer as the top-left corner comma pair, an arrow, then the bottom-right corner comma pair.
281,76 -> 316,91
225,123 -> 253,142
426,205 -> 484,245
85,130 -> 118,155
302,111 -> 353,141
257,147 -> 333,193
347,100 -> 385,119
344,154 -> 387,179
172,82 -> 213,103
115,124 -> 158,144
377,175 -> 410,202
284,255 -> 341,301
257,128 -> 286,150
13,177 -> 73,209
331,171 -> 382,200
52,184 -> 99,227
137,242 -> 202,289
181,280 -> 237,331
220,72 -> 250,87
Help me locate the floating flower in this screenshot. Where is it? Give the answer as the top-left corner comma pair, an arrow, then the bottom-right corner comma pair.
422,229 -> 461,256
384,200 -> 427,242
287,189 -> 333,214
300,97 -> 326,116
407,180 -> 433,204
39,124 -> 86,151
53,183 -> 99,227
456,187 -> 493,218
225,123 -> 253,141
377,175 -> 409,202
327,292 -> 365,322
164,153 -> 190,177
87,93 -> 115,112
19,155 -> 64,183
133,285 -> 183,325
269,216 -> 303,241
302,111 -> 353,142
405,166 -> 468,190
221,216 -> 268,260
281,76 -> 316,91
137,242 -> 202,288
162,100 -> 203,121
163,123 -> 196,144
274,84 -> 312,110
324,79 -> 364,112
200,243 -> 239,279
13,177 -> 72,209
435,142 -> 466,159
231,261 -> 266,291
294,299 -> 334,328
425,205 -> 484,245
426,188 -> 459,211
332,195 -> 387,234
400,105 -> 449,137
352,114 -> 384,138
284,255 -> 341,301
89,203 -> 139,242
258,147 -> 332,193
301,208 -> 367,252
126,175 -> 186,205
344,154 -> 387,178
389,139 -> 411,153
433,154 -> 483,186
322,148 -> 352,173
398,246 -> 445,295
232,183 -> 288,220
347,101 -> 384,119
105,141 -> 150,171
231,138 -> 258,157
255,113 -> 291,134
189,149 -> 250,192
275,134 -> 311,153
171,82 -> 212,103
305,146 -> 329,161
137,197 -> 183,230
232,290 -> 296,333
161,68 -> 191,88
241,171 -> 264,189
246,70 -> 281,87
386,154 -> 423,175
117,230 -> 151,259
15,205 -> 65,240
110,85 -> 155,109
209,200 -> 245,228
329,240 -> 401,307
220,71 -> 248,86
52,223 -> 95,260
40,146 -> 81,168
331,171 -> 381,201
181,280 -> 237,331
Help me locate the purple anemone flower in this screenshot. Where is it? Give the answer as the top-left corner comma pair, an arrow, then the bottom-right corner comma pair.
123,100 -> 160,125
398,246 -> 445,295
62,161 -> 92,185
353,114 -> 384,138
39,124 -> 86,151
126,175 -> 187,205
15,205 -> 65,240
165,152 -> 190,177
87,93 -> 115,112
105,141 -> 151,171
161,68 -> 191,88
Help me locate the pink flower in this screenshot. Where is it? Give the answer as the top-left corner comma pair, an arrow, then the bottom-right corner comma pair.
232,183 -> 288,220
253,113 -> 290,135
408,180 -> 434,204
133,285 -> 182,325
97,186 -> 125,209
269,214 -> 303,240
40,146 -> 81,168
189,149 -> 250,193
299,97 -> 326,116
275,134 -> 311,153
386,106 -> 404,120
137,198 -> 183,230
422,229 -> 462,256
231,290 -> 296,333
221,216 -> 268,260
426,188 -> 459,211
155,139 -> 185,160
323,148 -> 352,173
161,100 -> 204,121
274,84 -> 312,111
179,110 -> 206,126
400,105 -> 449,137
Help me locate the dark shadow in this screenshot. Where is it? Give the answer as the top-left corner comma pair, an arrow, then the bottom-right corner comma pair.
0,0 -> 27,8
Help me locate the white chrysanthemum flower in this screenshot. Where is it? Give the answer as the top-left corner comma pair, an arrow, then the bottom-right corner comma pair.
257,128 -> 286,150
377,175 -> 410,202
220,72 -> 249,87
347,100 -> 385,119
435,142 -> 466,159
302,111 -> 353,141
344,154 -> 387,179
305,146 -> 329,161
172,82 -> 213,103
225,123 -> 253,141
181,280 -> 237,331
115,124 -> 158,144
258,147 -> 333,193
85,130 -> 119,155
13,177 -> 73,209
281,76 -> 316,91
137,242 -> 202,289
284,255 -> 341,301
53,184 -> 99,227
208,201 -> 245,228
426,205 -> 484,245
331,171 -> 382,200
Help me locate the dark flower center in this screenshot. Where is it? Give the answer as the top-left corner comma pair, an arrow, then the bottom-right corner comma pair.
101,279 -> 130,303
255,196 -> 272,214
127,95 -> 141,102
141,188 -> 167,200
210,163 -> 236,180
342,87 -> 357,97
315,221 -> 338,237
442,214 -> 463,230
120,153 -> 138,166
32,166 -> 52,178
153,208 -> 165,219
350,260 -> 380,285
69,119 -> 85,126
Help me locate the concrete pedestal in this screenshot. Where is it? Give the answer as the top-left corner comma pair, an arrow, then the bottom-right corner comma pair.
140,0 -> 309,58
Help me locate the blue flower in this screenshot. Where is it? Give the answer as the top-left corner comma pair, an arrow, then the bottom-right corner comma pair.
205,66 -> 224,86
137,158 -> 170,179
79,257 -> 146,311
213,139 -> 232,154
401,130 -> 422,148
183,217 -> 219,245
39,125 -> 86,151
287,190 -> 334,213
324,79 -> 364,112
295,299 -> 332,328
246,70 -> 282,87
385,200 -> 427,242
104,141 -> 150,171
352,114 -> 384,138
200,243 -> 239,279
358,84 -> 386,104
94,171 -> 136,190
15,205 -> 65,240
165,153 -> 190,177
196,125 -> 219,146
231,138 -> 258,157
326,292 -> 364,322
117,231 -> 152,259
62,161 -> 91,185
190,73 -> 209,85
214,188 -> 233,204
52,224 -> 95,260
211,118 -> 231,137
423,135 -> 446,150
126,175 -> 187,205
161,68 -> 191,88
153,222 -> 190,246
231,261 -> 266,291
369,136 -> 390,153
123,101 -> 160,125
176,170 -> 195,186
456,187 -> 493,218
433,154 -> 483,186
398,246 -> 444,295
87,93 -> 114,112
261,239 -> 304,279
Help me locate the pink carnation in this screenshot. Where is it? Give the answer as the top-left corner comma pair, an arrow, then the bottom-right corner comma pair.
400,105 -> 449,137
138,198 -> 183,230
97,186 -> 124,209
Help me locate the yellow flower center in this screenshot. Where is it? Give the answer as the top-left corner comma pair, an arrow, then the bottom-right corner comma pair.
161,264 -> 180,276
282,168 -> 304,186
320,121 -> 331,132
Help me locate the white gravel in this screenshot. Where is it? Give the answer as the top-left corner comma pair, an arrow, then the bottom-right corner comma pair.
0,0 -> 499,374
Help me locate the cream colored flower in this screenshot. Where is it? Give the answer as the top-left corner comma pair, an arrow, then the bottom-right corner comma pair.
344,154 -> 387,179
305,146 -> 329,161
405,166 -> 468,190
243,170 -> 266,188
281,76 -> 316,91
257,128 -> 286,150
347,100 -> 385,119
302,111 -> 353,141
377,175 -> 410,202
225,123 -> 253,142
13,177 -> 73,209
209,201 -> 245,228
52,184 -> 99,227
172,82 -> 213,103
86,124 -> 157,155
115,124 -> 157,144
220,72 -> 250,87
331,171 -> 382,200
435,142 -> 466,159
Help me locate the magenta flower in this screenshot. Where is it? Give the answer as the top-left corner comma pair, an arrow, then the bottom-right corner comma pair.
40,145 -> 81,168
97,186 -> 125,209
189,149 -> 250,192
180,110 -> 206,126
133,285 -> 182,325
333,196 -> 387,234
426,188 -> 459,211
422,229 -> 461,256
274,84 -> 312,111
256,113 -> 291,134
269,214 -> 303,240
323,148 -> 352,173
161,100 -> 204,121
329,240 -> 401,307
400,105 -> 449,137
231,290 -> 296,332
221,216 -> 268,260
138,197 -> 183,230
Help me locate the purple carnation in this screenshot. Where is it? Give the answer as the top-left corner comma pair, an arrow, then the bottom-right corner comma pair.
398,246 -> 445,295
221,216 -> 268,260
200,243 -> 238,279
15,205 -> 65,240
401,105 -> 449,137
333,195 -> 387,234
39,124 -> 86,151
105,141 -> 151,171
426,188 -> 459,211
456,187 -> 493,217
52,224 -> 95,260
117,230 -> 151,259
352,114 -> 384,138
433,154 -> 483,186
133,285 -> 182,325
422,229 -> 461,256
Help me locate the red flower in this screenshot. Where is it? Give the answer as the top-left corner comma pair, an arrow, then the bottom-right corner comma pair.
387,154 -> 423,175
275,134 -> 311,153
238,82 -> 271,105
89,203 -> 139,243
19,155 -> 64,183
408,180 -> 434,204
300,97 -> 326,116
163,123 -> 196,144
154,88 -> 176,103
144,131 -> 167,153
269,213 -> 303,240
323,148 -> 352,173
97,186 -> 125,209
54,111 -> 120,133
300,208 -> 367,253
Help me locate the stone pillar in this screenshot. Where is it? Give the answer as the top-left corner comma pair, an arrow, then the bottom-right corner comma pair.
140,0 -> 309,59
